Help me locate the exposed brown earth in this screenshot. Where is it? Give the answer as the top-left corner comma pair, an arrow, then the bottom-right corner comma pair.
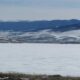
0,73 -> 80,80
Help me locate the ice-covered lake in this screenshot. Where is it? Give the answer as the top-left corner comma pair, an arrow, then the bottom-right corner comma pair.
0,43 -> 80,76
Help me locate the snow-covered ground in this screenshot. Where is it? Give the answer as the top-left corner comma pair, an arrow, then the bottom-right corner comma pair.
0,43 -> 80,76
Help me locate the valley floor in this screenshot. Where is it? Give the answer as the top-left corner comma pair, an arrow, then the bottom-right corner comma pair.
0,44 -> 80,76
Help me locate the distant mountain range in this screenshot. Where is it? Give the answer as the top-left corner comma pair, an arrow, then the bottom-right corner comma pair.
0,19 -> 80,43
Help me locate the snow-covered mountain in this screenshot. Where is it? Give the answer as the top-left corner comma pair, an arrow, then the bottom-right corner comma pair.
0,19 -> 80,43
0,29 -> 80,43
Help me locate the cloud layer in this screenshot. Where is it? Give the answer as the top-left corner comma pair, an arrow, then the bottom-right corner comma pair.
0,0 -> 80,8
0,0 -> 80,20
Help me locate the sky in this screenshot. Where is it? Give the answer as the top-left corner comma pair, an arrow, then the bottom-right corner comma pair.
0,0 -> 80,20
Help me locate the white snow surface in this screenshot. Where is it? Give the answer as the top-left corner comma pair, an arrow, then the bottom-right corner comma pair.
0,43 -> 80,76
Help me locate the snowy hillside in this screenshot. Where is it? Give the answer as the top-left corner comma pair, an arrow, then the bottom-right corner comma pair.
0,29 -> 80,43
0,20 -> 80,43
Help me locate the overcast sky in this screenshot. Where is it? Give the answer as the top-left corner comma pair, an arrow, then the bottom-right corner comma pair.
0,0 -> 80,20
